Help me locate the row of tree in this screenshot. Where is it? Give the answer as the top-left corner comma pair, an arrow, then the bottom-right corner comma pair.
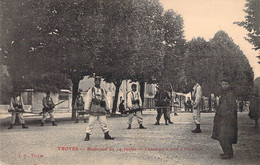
0,0 -> 254,118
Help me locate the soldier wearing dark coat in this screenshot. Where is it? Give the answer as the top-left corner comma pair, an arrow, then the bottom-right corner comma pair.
154,86 -> 172,125
212,79 -> 237,159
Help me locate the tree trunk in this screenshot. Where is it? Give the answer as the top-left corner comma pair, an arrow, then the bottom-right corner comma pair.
71,78 -> 80,120
139,81 -> 145,104
112,80 -> 122,114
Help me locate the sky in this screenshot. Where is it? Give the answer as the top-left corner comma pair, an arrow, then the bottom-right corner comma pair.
159,0 -> 260,78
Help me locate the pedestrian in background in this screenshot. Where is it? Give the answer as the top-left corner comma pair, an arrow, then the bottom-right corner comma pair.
74,89 -> 87,123
212,78 -> 237,159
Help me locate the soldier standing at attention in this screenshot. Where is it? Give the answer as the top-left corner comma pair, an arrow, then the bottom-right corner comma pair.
8,91 -> 28,129
84,76 -> 114,141
41,91 -> 58,126
126,84 -> 146,129
74,89 -> 87,123
191,82 -> 202,133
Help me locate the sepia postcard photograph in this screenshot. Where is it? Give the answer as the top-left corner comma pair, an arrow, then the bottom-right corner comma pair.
0,0 -> 259,164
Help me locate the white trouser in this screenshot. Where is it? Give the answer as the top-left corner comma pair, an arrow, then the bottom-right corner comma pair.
128,111 -> 143,125
86,115 -> 109,134
41,111 -> 55,122
193,107 -> 201,124
10,113 -> 25,124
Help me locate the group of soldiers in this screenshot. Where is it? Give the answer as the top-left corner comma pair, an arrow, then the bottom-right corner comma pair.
7,76 -> 202,141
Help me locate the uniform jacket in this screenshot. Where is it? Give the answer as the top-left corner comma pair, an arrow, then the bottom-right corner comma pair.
42,96 -> 54,109
85,87 -> 109,116
212,89 -> 238,144
191,83 -> 202,108
10,96 -> 24,111
154,90 -> 170,107
126,91 -> 142,110
74,95 -> 85,110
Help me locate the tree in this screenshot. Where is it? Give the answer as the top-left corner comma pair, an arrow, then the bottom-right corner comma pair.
184,31 -> 254,101
209,31 -> 254,100
159,9 -> 186,92
234,0 -> 260,62
0,0 -> 103,118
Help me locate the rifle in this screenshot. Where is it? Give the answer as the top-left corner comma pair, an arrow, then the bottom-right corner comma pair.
8,108 -> 26,114
39,100 -> 66,115
125,108 -> 143,114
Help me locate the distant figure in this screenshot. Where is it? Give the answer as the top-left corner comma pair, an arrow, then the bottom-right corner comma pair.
119,100 -> 126,114
212,78 -> 237,159
248,92 -> 260,128
239,101 -> 244,112
8,91 -> 28,129
41,91 -> 57,126
185,97 -> 192,112
74,89 -> 87,123
173,95 -> 179,116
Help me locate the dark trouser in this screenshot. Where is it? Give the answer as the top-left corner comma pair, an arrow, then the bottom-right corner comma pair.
219,140 -> 233,155
156,108 -> 168,122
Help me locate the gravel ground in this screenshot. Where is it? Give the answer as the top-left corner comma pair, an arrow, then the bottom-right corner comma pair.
0,111 -> 259,165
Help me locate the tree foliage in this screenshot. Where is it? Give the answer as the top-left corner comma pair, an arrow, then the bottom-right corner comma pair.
234,0 -> 260,62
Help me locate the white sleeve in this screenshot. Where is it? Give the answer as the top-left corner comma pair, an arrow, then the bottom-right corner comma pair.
84,88 -> 92,110
103,89 -> 110,110
126,92 -> 132,109
195,86 -> 202,105
138,93 -> 142,107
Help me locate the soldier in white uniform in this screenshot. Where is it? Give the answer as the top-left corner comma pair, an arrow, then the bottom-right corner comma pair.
126,84 -> 146,129
84,77 -> 114,141
8,92 -> 28,129
191,83 -> 202,133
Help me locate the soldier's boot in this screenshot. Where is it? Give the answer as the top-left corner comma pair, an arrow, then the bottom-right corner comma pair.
41,122 -> 44,126
84,133 -> 90,141
174,113 -> 178,116
8,124 -> 13,129
22,124 -> 28,129
84,119 -> 87,123
168,120 -> 173,124
154,120 -> 160,125
127,124 -> 131,129
165,121 -> 168,125
104,132 -> 115,140
75,119 -> 79,123
192,124 -> 201,133
52,121 -> 58,126
139,124 -> 146,129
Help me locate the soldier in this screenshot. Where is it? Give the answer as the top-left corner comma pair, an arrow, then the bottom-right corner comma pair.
41,91 -> 58,126
74,89 -> 87,123
126,84 -> 146,129
191,82 -> 202,133
154,85 -> 172,125
8,92 -> 28,129
84,76 -> 114,141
